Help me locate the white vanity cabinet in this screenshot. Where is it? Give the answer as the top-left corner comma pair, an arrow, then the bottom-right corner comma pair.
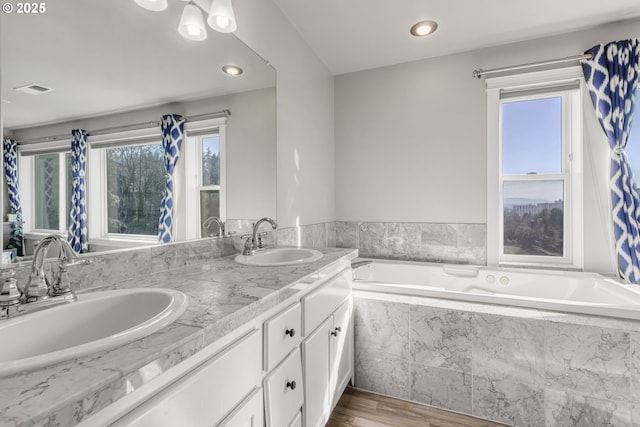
218,387 -> 264,427
300,269 -> 354,427
108,328 -> 263,427
83,258 -> 354,427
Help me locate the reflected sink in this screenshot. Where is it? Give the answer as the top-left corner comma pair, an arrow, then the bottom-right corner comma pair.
0,288 -> 189,377
234,247 -> 323,266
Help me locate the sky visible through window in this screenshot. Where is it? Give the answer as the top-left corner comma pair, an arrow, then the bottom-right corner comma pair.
502,96 -> 563,203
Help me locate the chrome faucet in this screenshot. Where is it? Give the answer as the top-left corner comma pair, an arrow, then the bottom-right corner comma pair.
202,216 -> 226,237
0,235 -> 88,319
242,217 -> 278,255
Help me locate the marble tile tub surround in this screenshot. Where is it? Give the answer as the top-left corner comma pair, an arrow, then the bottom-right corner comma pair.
353,292 -> 640,427
335,221 -> 487,265
0,247 -> 357,426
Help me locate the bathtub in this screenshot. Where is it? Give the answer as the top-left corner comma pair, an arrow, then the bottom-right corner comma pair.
352,259 -> 640,321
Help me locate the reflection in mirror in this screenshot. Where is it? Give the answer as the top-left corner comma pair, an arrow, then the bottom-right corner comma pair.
1,0 -> 276,259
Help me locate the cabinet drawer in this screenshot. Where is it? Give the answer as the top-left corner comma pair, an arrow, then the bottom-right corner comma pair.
114,329 -> 262,427
264,302 -> 302,371
264,348 -> 304,427
302,268 -> 352,335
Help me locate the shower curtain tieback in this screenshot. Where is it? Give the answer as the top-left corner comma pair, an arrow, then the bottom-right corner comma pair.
582,38 -> 640,283
3,138 -> 24,256
68,129 -> 89,253
158,114 -> 185,243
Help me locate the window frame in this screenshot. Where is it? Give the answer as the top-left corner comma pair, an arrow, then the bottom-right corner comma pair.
17,141 -> 72,238
87,127 -> 163,248
181,118 -> 227,240
486,67 -> 584,269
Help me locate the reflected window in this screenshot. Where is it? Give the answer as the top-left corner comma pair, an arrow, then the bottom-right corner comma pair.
106,143 -> 164,236
33,152 -> 72,232
198,134 -> 225,237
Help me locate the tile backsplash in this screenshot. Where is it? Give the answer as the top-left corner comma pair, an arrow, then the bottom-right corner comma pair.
4,219 -> 485,294
334,221 -> 486,265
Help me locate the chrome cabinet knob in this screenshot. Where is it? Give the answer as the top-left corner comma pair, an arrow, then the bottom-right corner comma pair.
286,380 -> 296,390
285,328 -> 295,337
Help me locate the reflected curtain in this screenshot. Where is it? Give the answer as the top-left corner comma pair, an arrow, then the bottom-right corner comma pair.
158,114 -> 184,243
582,39 -> 640,282
68,129 -> 88,253
3,139 -> 24,256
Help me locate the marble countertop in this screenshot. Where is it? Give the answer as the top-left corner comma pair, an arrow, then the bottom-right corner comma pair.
0,247 -> 357,427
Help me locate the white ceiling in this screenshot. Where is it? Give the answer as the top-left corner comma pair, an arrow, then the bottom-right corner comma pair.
0,1 -> 275,130
273,0 -> 640,75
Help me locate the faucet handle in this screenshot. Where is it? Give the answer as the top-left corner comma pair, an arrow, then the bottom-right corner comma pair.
0,273 -> 21,306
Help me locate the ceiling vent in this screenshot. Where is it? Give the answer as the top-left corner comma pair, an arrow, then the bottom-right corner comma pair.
14,83 -> 54,95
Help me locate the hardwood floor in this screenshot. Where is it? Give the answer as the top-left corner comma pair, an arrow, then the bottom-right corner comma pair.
326,387 -> 509,427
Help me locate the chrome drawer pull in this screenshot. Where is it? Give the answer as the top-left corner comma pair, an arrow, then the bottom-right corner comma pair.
286,380 -> 297,390
285,328 -> 296,337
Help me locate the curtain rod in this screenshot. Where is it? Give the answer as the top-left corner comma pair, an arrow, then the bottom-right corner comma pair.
472,53 -> 593,79
14,109 -> 231,145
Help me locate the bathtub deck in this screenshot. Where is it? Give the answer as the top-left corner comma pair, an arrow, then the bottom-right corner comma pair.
327,387 -> 509,427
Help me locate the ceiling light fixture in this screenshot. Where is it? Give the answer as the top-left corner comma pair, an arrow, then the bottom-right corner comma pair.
178,4 -> 207,41
222,65 -> 243,76
134,0 -> 238,41
207,0 -> 237,33
410,20 -> 438,37
134,0 -> 168,12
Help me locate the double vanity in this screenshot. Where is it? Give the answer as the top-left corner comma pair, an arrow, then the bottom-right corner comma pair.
0,246 -> 357,426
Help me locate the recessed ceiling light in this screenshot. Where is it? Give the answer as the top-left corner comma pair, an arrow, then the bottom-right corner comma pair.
222,65 -> 243,76
410,20 -> 438,37
14,83 -> 54,95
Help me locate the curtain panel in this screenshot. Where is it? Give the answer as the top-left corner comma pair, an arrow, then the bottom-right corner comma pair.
158,114 -> 185,243
582,38 -> 640,282
2,139 -> 24,256
68,129 -> 89,253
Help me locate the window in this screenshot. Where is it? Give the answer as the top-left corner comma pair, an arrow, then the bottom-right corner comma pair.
179,118 -> 227,240
19,151 -> 72,234
198,135 -> 224,237
105,143 -> 165,236
487,68 -> 583,268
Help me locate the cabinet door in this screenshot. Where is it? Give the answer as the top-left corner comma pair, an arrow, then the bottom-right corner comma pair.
218,387 -> 264,427
331,297 -> 353,409
112,329 -> 262,427
301,316 -> 333,427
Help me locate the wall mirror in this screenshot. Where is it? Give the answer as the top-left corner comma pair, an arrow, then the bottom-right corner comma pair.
0,0 -> 276,257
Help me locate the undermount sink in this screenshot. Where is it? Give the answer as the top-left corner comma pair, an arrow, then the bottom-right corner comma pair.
0,288 -> 189,377
234,247 -> 323,266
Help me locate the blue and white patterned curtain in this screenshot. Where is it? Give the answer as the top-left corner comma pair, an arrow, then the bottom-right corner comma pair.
158,114 -> 184,243
582,39 -> 640,282
3,139 -> 24,256
68,129 -> 88,253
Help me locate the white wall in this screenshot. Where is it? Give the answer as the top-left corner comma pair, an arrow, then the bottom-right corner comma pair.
335,18 -> 640,274
233,0 -> 335,228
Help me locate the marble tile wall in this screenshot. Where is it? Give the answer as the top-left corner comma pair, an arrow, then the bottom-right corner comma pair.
335,221 -> 486,265
354,295 -> 639,426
